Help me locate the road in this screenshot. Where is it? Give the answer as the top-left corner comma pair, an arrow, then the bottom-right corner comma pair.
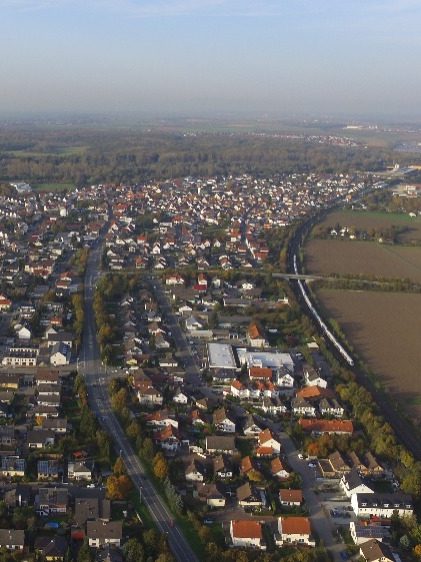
79,240 -> 199,562
148,277 -> 203,389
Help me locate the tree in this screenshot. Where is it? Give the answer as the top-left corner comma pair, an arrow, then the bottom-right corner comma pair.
123,538 -> 145,562
142,437 -> 154,459
113,456 -> 126,476
153,453 -> 168,480
126,420 -> 141,441
77,539 -> 93,562
111,387 -> 128,412
106,474 -> 133,500
143,528 -> 159,552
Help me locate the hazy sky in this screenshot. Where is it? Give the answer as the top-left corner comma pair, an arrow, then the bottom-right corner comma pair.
1,0 -> 421,118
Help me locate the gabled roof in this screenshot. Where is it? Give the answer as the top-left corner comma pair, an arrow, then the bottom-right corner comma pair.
231,519 -> 262,539
279,489 -> 303,503
360,539 -> 394,562
280,516 -> 311,535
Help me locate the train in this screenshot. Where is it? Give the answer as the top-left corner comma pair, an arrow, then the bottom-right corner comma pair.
293,254 -> 354,367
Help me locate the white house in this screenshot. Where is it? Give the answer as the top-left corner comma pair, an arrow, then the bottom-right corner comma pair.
304,366 -> 327,388
258,429 -> 281,453
275,517 -> 315,547
340,469 -> 374,498
230,520 -> 265,550
351,493 -> 413,518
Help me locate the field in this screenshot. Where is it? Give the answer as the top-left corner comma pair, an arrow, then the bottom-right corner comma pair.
305,239 -> 421,282
316,289 -> 421,419
316,209 -> 421,244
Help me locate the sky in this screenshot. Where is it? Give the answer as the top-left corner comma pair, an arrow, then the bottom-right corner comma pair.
1,0 -> 421,119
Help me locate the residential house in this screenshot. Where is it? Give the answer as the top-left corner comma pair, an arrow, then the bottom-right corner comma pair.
68,461 -> 92,481
243,415 -> 263,437
86,520 -> 123,548
212,407 -> 236,433
50,342 -> 71,366
360,539 -> 395,562
196,483 -> 226,508
74,497 -> 111,527
351,493 -> 413,518
247,322 -> 268,348
185,459 -> 205,483
229,520 -> 265,550
271,457 -> 290,480
230,380 -> 249,400
258,429 -> 281,453
279,489 -> 303,507
340,469 -> 374,498
0,529 -> 25,552
236,482 -> 265,509
34,536 -> 68,561
319,398 -> 344,418
37,488 -> 68,515
327,450 -> 351,476
37,460 -> 60,480
292,397 -> 317,417
350,522 -> 391,545
213,455 -> 233,479
205,436 -> 236,455
364,453 -> 384,478
298,419 -> 354,435
303,365 -> 327,388
154,424 -> 180,452
0,456 -> 25,478
27,429 -> 55,449
275,517 -> 315,547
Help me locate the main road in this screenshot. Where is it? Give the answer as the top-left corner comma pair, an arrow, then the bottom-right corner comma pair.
79,238 -> 199,562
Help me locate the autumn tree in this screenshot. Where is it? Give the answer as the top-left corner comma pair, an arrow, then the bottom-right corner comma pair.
153,452 -> 168,480
113,456 -> 126,477
106,474 -> 133,500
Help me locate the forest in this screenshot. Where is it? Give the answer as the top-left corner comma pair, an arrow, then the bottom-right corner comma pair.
1,123 -> 419,186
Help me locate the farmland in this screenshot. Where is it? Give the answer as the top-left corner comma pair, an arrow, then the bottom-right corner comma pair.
315,289 -> 421,420
304,208 -> 421,422
314,208 -> 421,244
305,239 -> 421,282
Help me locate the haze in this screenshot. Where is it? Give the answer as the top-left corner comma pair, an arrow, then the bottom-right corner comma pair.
1,0 -> 421,118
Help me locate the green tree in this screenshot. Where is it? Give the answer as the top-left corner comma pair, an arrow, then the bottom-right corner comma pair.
77,539 -> 93,562
123,538 -> 145,562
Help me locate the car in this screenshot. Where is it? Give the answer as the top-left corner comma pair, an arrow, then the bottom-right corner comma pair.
308,462 -> 317,468
298,453 -> 304,460
203,519 -> 213,525
340,552 -> 349,560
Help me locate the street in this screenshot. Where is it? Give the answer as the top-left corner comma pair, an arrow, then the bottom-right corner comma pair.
79,239 -> 199,562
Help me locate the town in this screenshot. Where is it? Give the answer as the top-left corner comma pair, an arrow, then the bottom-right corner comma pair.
0,173 -> 419,562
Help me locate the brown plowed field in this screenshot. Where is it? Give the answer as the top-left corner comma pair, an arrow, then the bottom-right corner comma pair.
306,239 -> 421,282
317,289 -> 421,419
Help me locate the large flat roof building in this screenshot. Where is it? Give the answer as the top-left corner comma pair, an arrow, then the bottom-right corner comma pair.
207,343 -> 238,370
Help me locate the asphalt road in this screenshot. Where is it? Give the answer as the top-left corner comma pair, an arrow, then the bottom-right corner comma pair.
79,241 -> 199,562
